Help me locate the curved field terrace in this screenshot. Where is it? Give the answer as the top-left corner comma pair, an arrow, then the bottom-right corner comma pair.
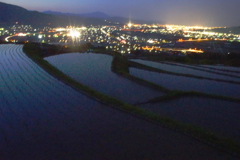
0,44 -> 238,159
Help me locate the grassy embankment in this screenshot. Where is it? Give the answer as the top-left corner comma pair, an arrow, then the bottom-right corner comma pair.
154,60 -> 240,78
134,51 -> 240,67
138,90 -> 240,105
111,53 -> 240,103
111,53 -> 170,93
23,43 -> 240,156
128,60 -> 240,85
111,53 -> 240,155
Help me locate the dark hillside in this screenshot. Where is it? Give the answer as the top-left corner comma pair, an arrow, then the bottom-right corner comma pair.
0,2 -> 109,27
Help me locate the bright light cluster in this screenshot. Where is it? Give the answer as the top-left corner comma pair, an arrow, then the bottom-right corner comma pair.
18,33 -> 27,36
67,28 -> 81,44
165,24 -> 215,31
68,29 -> 80,38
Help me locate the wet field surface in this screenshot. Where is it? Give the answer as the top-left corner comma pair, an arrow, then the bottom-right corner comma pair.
0,44 -> 238,159
45,53 -> 164,104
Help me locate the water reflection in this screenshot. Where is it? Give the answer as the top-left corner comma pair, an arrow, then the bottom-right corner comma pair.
45,53 -> 164,103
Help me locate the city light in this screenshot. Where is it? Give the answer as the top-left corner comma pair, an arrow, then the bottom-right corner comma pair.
18,33 -> 27,36
67,28 -> 81,44
56,28 -> 66,32
5,33 -> 28,42
128,23 -> 133,28
3,22 -> 239,54
69,29 -> 80,38
147,39 -> 154,43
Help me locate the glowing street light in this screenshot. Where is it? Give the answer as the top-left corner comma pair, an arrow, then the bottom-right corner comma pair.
128,23 -> 133,28
38,34 -> 43,39
38,34 -> 43,47
68,28 -> 81,45
69,29 -> 80,38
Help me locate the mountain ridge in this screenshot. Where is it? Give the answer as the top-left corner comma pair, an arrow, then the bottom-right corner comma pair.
0,2 -> 112,27
0,2 -> 162,27
42,10 -> 162,24
43,10 -> 110,19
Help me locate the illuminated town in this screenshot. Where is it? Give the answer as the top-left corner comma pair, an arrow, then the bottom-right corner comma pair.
2,23 -> 240,56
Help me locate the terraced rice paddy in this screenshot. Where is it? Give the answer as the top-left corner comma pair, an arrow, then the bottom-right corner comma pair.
161,61 -> 240,77
0,44 -> 239,159
128,59 -> 240,143
45,53 -> 164,104
201,64 -> 240,73
129,68 -> 240,98
131,59 -> 240,81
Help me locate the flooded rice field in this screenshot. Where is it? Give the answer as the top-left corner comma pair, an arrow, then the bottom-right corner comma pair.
45,53 -> 164,103
0,44 -> 239,159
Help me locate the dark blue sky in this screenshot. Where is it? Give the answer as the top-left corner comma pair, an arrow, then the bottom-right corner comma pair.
2,0 -> 240,26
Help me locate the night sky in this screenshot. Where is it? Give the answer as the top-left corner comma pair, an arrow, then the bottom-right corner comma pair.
2,0 -> 240,27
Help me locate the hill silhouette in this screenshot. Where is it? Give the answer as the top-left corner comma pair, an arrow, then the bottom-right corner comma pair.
0,2 -> 110,27
0,2 -> 163,27
43,10 -> 110,19
43,10 -> 162,24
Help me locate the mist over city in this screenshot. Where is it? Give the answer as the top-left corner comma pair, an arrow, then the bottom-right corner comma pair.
0,0 -> 240,159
